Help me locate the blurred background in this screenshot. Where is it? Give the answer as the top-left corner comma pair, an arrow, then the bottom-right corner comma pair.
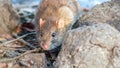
11,0 -> 110,23
12,0 -> 110,8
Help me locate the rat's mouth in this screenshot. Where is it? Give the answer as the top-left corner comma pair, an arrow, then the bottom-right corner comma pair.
48,44 -> 62,52
41,41 -> 62,50
49,43 -> 62,50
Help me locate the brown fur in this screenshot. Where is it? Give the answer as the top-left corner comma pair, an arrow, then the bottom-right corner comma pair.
35,0 -> 81,50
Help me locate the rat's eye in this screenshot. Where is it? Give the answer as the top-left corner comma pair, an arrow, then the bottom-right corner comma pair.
40,32 -> 43,37
52,32 -> 56,37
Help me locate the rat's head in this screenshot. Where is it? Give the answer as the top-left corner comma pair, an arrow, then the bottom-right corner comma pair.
38,18 -> 65,50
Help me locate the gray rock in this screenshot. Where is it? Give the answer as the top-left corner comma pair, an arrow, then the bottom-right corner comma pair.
8,53 -> 46,68
77,1 -> 120,31
54,23 -> 120,68
0,0 -> 19,35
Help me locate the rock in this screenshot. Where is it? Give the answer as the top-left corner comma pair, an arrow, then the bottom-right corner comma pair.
77,0 -> 120,31
54,23 -> 120,68
0,0 -> 19,40
0,63 -> 8,68
4,50 -> 20,58
10,53 -> 45,68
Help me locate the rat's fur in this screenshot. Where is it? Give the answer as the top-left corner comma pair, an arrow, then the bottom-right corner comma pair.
35,0 -> 81,50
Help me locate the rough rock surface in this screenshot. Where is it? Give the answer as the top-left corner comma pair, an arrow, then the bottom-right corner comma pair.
10,53 -> 45,68
54,23 -> 120,68
77,0 -> 120,31
0,0 -> 19,37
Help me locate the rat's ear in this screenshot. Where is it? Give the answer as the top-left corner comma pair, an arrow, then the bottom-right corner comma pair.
39,18 -> 45,27
55,19 -> 64,29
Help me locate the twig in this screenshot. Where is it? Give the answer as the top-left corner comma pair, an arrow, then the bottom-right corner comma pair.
0,46 -> 16,50
0,48 -> 42,63
0,32 -> 36,49
13,33 -> 36,49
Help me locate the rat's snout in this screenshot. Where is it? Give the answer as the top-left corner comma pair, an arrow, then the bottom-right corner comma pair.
41,42 -> 50,50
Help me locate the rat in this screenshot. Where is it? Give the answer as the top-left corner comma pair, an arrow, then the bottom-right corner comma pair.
35,0 -> 81,50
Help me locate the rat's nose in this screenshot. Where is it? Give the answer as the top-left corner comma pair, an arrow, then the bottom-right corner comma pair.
41,43 -> 50,50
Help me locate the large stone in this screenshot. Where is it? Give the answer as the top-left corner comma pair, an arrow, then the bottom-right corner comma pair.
77,0 -> 120,31
54,23 -> 120,68
9,53 -> 46,68
0,0 -> 19,36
